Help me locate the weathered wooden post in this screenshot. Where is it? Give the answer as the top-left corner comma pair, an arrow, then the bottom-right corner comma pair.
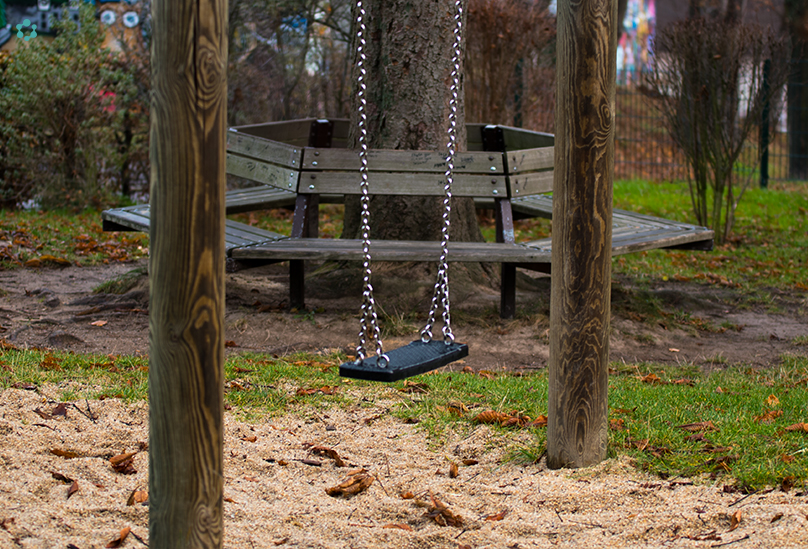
547,0 -> 616,469
149,0 -> 227,546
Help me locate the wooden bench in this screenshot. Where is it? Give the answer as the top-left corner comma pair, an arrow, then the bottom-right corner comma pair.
102,118 -> 714,318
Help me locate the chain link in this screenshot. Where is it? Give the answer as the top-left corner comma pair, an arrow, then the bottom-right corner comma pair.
421,0 -> 463,346
354,0 -> 388,368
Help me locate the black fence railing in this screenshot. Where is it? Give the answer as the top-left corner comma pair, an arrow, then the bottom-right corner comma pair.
582,66 -> 808,184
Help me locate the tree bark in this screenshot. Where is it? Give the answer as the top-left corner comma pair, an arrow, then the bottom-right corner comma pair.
342,0 -> 483,246
547,0 -> 616,469
148,0 -> 227,547
787,0 -> 808,180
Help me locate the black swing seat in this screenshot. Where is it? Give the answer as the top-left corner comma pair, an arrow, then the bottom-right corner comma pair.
339,339 -> 469,382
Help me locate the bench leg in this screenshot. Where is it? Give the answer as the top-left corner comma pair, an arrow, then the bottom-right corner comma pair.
290,260 -> 305,310
501,263 -> 516,319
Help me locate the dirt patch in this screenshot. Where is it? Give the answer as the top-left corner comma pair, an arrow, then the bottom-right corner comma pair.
0,260 -> 805,371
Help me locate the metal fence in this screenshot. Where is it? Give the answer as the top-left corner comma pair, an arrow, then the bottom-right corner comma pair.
611,66 -> 808,185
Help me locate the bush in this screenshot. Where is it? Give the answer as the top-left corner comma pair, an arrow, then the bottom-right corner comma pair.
0,5 -> 139,210
644,18 -> 789,244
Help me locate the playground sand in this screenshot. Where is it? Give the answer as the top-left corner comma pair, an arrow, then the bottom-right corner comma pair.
0,386 -> 806,549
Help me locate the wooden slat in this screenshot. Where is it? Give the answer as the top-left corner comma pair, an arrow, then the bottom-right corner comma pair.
101,205 -> 284,252
298,171 -> 507,198
508,147 -> 554,173
226,131 -> 302,168
230,118 -> 318,144
231,238 -> 553,263
224,186 -> 297,213
226,154 -> 299,190
500,125 -> 555,150
510,171 -> 554,198
301,147 -> 504,174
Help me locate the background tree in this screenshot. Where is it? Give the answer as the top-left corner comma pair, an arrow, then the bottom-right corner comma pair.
784,0 -> 808,179
644,17 -> 789,244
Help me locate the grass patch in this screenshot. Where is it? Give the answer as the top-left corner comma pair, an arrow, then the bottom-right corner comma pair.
0,209 -> 148,267
3,342 -> 806,491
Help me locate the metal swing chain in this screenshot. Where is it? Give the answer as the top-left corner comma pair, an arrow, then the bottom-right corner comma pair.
354,0 -> 389,368
421,0 -> 463,346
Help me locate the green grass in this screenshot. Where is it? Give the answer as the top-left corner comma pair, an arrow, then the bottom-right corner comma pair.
2,343 -> 806,491
0,209 -> 148,267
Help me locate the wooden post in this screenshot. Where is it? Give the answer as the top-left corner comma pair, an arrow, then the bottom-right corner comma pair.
148,0 -> 227,547
547,0 -> 616,469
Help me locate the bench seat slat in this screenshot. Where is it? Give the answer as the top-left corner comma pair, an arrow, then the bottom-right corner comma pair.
301,148 -> 505,174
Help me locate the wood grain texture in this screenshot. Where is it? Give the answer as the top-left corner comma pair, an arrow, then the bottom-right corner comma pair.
148,0 -> 227,547
547,0 -> 616,469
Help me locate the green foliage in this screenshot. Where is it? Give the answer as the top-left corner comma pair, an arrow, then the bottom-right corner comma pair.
0,5 -> 140,210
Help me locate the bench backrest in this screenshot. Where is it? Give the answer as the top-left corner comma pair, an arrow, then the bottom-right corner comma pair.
226,119 -> 554,201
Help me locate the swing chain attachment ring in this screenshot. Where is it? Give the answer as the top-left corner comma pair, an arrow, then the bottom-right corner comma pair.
354,0 -> 387,368
421,0 -> 463,347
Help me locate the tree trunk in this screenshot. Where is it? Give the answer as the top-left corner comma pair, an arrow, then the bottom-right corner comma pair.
342,0 -> 483,246
148,0 -> 227,547
788,36 -> 808,180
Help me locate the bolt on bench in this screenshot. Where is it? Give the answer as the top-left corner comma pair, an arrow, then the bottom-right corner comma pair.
103,118 -> 714,319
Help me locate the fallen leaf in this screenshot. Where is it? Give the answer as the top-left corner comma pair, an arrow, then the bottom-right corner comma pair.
34,408 -> 53,419
676,421 -> 718,433
105,526 -> 131,548
783,422 -> 808,433
309,445 -> 347,467
766,394 -> 780,407
781,476 -> 796,492
771,513 -> 784,523
126,490 -> 148,505
715,386 -> 725,393
609,418 -> 626,431
478,370 -> 496,380
461,365 -> 473,374
91,320 -> 108,327
326,468 -> 374,497
51,472 -> 73,483
462,459 -> 479,466
382,523 -> 413,531
754,410 -> 783,424
0,518 -> 14,531
485,509 -> 508,521
728,509 -> 742,531
110,452 -> 138,475
400,491 -> 415,499
448,462 -> 459,478
446,401 -> 468,415
51,403 -> 68,417
781,454 -> 795,463
242,435 -> 258,443
225,340 -> 238,347
640,372 -> 665,384
40,354 -> 61,371
400,381 -> 429,394
474,410 -> 511,425
67,480 -> 79,499
668,348 -> 680,353
425,493 -> 463,528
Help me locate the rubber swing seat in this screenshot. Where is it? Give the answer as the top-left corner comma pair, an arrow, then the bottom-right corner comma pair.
340,339 -> 469,382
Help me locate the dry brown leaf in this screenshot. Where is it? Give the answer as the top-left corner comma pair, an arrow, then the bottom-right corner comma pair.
766,394 -> 780,407
225,340 -> 238,347
400,381 -> 429,394
400,491 -> 415,499
51,403 -> 68,417
126,490 -> 148,505
425,494 -> 463,528
527,415 -> 548,428
110,452 -> 138,475
105,526 -> 131,548
781,476 -> 796,492
640,373 -> 665,384
34,408 -> 53,420
474,410 -> 511,425
242,435 -> 258,443
462,459 -> 479,466
448,462 -> 459,479
51,448 -> 79,459
754,410 -> 783,424
478,370 -> 496,379
676,421 -> 718,433
781,454 -> 795,463
325,468 -> 374,497
67,480 -> 79,499
728,509 -> 742,531
40,354 -> 61,371
484,509 -> 508,521
51,472 -> 73,483
609,418 -> 626,431
310,445 -> 347,467
90,320 -> 108,327
447,401 -> 468,415
783,422 -> 808,433
461,365 -> 474,374
771,513 -> 784,523
382,523 -> 413,531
